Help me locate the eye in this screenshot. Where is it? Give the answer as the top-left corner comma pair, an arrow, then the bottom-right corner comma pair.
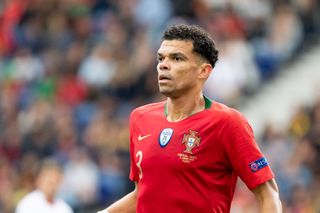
174,56 -> 182,61
157,56 -> 164,62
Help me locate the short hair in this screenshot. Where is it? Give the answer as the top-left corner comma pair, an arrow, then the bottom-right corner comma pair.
34,158 -> 62,177
162,24 -> 219,68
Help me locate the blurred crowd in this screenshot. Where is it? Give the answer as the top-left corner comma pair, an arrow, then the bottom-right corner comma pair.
0,0 -> 319,212
231,98 -> 320,213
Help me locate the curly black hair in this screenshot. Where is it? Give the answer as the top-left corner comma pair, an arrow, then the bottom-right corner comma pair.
162,24 -> 219,68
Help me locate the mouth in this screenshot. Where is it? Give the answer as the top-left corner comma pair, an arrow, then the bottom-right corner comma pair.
158,74 -> 171,82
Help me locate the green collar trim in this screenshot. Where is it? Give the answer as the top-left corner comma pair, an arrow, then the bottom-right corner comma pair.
204,95 -> 212,109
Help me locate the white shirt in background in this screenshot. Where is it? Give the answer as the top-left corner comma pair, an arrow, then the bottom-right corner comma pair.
15,190 -> 73,213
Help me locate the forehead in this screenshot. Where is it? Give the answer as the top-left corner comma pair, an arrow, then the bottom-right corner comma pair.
158,40 -> 194,55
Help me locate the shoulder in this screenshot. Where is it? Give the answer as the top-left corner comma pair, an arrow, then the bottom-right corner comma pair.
16,191 -> 43,210
56,199 -> 74,213
208,101 -> 255,141
208,101 -> 248,124
18,191 -> 42,203
130,101 -> 165,123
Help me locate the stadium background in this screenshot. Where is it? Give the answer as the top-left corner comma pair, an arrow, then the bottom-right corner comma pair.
0,0 -> 319,212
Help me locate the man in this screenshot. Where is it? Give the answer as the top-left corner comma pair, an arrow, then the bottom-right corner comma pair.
16,159 -> 73,213
98,24 -> 282,213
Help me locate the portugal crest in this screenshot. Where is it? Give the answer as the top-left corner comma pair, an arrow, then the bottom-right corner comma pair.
182,130 -> 201,154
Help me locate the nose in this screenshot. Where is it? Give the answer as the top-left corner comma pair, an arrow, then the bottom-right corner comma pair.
157,59 -> 170,71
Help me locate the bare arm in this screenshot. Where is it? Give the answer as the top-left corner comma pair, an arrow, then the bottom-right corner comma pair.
252,178 -> 282,213
97,183 -> 138,213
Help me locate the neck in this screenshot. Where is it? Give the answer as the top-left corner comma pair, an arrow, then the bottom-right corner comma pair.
46,195 -> 54,204
166,92 -> 205,122
39,189 -> 55,203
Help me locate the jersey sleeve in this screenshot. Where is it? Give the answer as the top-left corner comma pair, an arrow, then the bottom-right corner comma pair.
129,111 -> 139,182
222,110 -> 274,190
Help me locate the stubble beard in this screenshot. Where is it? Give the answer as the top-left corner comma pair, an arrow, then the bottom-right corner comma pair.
159,87 -> 172,98
159,84 -> 175,98
159,84 -> 184,99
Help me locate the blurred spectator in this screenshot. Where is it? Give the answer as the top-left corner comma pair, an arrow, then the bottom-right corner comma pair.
4,48 -> 44,82
18,99 -> 57,159
260,124 -> 293,174
59,148 -> 99,210
15,159 -> 73,213
0,156 -> 16,213
204,38 -> 260,105
253,4 -> 303,80
78,44 -> 116,89
97,151 -> 128,206
288,106 -> 311,139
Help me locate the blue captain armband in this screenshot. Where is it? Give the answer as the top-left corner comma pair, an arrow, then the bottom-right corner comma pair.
249,157 -> 268,173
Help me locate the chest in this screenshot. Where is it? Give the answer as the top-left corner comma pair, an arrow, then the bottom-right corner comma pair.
131,117 -> 229,176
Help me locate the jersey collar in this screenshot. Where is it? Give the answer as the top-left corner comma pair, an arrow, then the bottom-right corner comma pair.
164,95 -> 212,117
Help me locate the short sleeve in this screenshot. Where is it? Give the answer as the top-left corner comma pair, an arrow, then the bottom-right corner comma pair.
129,111 -> 139,182
222,110 -> 274,190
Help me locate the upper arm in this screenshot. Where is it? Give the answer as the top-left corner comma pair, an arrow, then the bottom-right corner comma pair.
252,179 -> 282,212
222,111 -> 274,189
252,178 -> 279,199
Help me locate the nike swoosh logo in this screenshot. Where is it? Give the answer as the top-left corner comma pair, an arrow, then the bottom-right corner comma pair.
138,134 -> 151,141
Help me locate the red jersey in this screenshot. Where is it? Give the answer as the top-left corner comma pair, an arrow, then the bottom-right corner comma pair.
129,98 -> 274,213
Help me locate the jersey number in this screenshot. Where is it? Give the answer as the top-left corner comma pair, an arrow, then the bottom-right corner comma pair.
136,150 -> 143,179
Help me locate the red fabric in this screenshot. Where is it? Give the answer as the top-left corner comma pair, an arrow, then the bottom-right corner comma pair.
0,0 -> 27,53
129,101 -> 274,213
56,76 -> 87,106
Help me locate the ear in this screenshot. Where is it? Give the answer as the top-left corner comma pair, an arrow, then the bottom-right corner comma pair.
198,63 -> 212,80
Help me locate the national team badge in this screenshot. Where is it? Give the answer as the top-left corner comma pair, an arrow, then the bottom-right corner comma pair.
159,128 -> 174,147
182,130 -> 201,154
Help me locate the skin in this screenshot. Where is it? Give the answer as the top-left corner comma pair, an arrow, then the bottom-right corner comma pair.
37,167 -> 63,203
253,179 -> 282,213
97,39 -> 282,213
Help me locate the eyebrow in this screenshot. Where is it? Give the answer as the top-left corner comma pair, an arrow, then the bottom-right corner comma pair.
157,52 -> 188,60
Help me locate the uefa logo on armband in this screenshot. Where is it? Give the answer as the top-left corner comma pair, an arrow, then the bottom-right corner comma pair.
249,157 -> 268,173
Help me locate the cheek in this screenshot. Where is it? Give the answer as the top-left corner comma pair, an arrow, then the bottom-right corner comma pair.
177,66 -> 197,79
174,72 -> 193,88
183,70 -> 199,87
156,63 -> 161,72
